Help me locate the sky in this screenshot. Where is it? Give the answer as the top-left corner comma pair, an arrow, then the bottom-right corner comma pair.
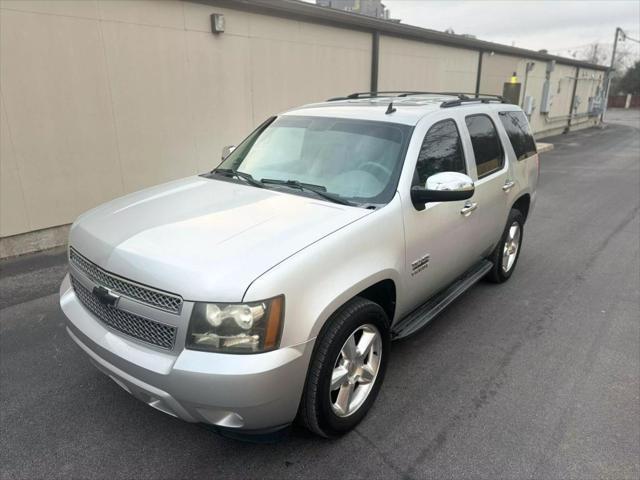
308,0 -> 640,67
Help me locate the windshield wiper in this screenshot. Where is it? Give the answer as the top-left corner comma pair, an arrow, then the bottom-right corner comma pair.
212,168 -> 265,188
261,178 -> 355,206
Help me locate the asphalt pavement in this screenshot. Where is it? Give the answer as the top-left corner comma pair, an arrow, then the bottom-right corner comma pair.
1,109 -> 639,479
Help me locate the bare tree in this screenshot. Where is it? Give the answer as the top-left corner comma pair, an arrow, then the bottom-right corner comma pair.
611,43 -> 636,74
572,42 -> 638,78
582,42 -> 608,65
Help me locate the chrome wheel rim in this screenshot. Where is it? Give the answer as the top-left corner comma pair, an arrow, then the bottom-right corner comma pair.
502,221 -> 521,273
330,324 -> 382,418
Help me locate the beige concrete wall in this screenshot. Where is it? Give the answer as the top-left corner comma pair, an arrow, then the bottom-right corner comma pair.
527,62 -> 577,135
478,53 -> 604,137
479,53 -> 572,136
478,52 -> 520,96
0,0 -> 371,238
526,63 -> 604,136
0,0 -> 605,246
518,61 -> 550,134
566,68 -> 604,134
379,44 -> 604,139
378,35 -> 478,92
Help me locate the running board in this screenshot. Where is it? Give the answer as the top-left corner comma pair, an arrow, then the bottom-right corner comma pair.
391,259 -> 493,340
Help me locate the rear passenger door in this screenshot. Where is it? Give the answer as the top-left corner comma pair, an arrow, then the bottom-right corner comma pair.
462,113 -> 511,257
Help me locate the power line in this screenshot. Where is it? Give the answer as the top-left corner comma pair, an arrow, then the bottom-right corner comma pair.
547,31 -> 640,54
549,42 -> 607,52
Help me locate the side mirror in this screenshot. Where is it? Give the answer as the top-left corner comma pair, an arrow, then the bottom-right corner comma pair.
411,171 -> 474,210
221,145 -> 236,160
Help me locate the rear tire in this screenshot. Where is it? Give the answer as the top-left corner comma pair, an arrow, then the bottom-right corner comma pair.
299,297 -> 390,438
486,208 -> 524,283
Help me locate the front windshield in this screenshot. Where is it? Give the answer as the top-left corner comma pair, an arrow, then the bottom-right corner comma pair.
218,115 -> 412,204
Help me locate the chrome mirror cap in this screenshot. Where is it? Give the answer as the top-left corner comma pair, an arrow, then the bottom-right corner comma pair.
425,171 -> 474,192
221,145 -> 236,160
411,171 -> 475,210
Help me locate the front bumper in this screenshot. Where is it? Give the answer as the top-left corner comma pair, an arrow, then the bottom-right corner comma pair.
59,274 -> 314,432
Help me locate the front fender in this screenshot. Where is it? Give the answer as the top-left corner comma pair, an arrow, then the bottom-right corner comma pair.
243,195 -> 405,348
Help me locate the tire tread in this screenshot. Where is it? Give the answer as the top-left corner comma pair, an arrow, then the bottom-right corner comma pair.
299,297 -> 386,437
487,208 -> 525,283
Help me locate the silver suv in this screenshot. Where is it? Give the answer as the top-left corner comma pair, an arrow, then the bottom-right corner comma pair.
60,92 -> 538,438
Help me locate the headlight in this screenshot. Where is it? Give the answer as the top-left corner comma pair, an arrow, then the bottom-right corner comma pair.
186,296 -> 284,353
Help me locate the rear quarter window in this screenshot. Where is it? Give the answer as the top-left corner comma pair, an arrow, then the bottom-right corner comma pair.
499,111 -> 537,161
465,114 -> 504,178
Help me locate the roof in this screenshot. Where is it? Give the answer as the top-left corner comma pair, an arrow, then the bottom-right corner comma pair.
283,93 -> 523,125
194,0 -> 609,72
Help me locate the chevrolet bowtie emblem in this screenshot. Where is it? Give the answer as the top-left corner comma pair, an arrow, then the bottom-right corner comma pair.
93,285 -> 120,307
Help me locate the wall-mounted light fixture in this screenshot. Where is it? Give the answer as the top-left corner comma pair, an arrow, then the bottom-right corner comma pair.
211,13 -> 225,34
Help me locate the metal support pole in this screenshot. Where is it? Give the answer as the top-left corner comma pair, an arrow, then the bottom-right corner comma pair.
474,51 -> 483,96
610,27 -> 621,71
602,27 -> 622,122
520,62 -> 535,108
567,66 -> 580,131
370,31 -> 379,95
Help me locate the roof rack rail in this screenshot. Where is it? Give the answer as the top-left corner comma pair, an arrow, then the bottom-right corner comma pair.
326,91 -> 453,101
439,92 -> 504,99
326,91 -> 506,103
440,94 -> 506,108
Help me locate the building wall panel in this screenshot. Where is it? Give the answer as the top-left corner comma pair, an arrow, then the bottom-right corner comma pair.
378,35 -> 478,92
0,7 -> 123,233
250,36 -> 370,121
479,53 -> 520,96
185,30 -> 253,171
100,20 -> 199,193
0,0 -> 99,19
98,0 -> 185,29
0,0 -> 372,237
0,93 -> 30,237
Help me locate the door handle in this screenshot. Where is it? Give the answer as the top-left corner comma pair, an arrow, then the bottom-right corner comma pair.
502,180 -> 516,192
460,201 -> 478,216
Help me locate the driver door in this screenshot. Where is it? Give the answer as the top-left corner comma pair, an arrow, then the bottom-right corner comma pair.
401,118 -> 479,311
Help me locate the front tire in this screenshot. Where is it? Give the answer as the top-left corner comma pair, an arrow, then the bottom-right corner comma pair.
487,208 -> 525,283
299,297 -> 390,438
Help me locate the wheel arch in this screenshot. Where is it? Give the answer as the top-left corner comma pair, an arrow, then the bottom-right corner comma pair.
512,193 -> 531,222
355,279 -> 396,325
310,273 -> 399,341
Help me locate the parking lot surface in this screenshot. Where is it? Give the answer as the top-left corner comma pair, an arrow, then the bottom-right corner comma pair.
1,109 -> 639,479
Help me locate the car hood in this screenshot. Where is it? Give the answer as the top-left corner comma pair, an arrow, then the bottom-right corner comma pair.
69,176 -> 370,302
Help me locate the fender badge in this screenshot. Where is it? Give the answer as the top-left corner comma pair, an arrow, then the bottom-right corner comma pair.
411,254 -> 430,276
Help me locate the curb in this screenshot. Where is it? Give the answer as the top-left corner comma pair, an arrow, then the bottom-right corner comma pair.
536,142 -> 554,154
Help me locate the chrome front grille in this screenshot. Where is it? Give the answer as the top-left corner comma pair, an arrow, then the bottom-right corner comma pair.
69,248 -> 182,314
71,275 -> 177,350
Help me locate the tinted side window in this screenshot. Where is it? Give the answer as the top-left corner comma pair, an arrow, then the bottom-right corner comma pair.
465,114 -> 504,178
415,119 -> 466,185
499,111 -> 537,160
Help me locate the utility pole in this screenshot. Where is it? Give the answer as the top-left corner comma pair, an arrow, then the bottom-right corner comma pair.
610,28 -> 624,70
602,27 -> 625,121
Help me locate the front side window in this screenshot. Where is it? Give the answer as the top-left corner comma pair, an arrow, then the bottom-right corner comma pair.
465,114 -> 504,178
218,116 -> 412,204
498,111 -> 537,160
414,119 -> 466,186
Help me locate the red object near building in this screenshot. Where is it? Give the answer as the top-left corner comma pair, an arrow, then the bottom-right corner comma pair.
608,95 -> 640,108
